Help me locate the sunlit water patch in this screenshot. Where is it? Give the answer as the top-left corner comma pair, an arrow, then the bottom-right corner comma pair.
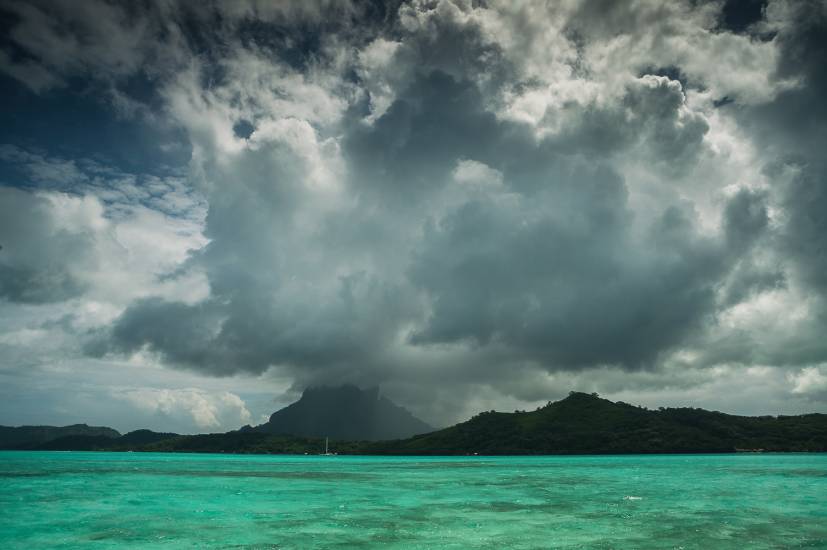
1,452 -> 825,549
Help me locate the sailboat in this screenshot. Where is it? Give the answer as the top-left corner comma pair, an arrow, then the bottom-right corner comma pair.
321,437 -> 335,456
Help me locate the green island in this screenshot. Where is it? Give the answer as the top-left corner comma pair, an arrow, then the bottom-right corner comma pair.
5,392 -> 826,455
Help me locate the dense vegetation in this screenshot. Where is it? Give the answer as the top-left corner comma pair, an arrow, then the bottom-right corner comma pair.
366,392 -> 827,454
0,424 -> 120,450
3,393 -> 826,454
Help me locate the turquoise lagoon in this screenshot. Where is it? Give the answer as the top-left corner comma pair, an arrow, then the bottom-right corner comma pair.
1,452 -> 825,549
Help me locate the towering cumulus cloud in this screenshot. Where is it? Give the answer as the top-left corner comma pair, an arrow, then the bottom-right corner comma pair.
1,0 -> 826,430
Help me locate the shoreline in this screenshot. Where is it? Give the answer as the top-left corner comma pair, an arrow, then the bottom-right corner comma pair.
3,449 -> 825,457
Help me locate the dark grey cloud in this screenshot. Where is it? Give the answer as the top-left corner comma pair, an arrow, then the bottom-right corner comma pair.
770,6 -> 827,295
87,2 -> 821,381
407,172 -> 762,370
722,188 -> 769,253
0,187 -> 93,303
345,71 -> 515,202
90,270 -> 414,379
699,1 -> 827,372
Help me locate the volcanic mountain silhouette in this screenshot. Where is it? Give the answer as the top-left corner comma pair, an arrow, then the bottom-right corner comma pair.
245,385 -> 433,441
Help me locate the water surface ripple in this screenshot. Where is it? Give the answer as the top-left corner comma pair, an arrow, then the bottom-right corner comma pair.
1,452 -> 825,549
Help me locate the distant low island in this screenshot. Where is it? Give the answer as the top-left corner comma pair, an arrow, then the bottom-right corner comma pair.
2,389 -> 826,455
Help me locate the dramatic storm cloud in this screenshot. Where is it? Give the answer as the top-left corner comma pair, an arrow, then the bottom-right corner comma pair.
1,0 -> 826,432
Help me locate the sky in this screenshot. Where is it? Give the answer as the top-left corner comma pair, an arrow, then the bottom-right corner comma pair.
1,0 -> 826,435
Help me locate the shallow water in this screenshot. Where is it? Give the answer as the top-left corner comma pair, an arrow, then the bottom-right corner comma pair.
1,452 -> 825,549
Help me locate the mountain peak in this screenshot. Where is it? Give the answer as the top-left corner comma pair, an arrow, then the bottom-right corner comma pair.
563,391 -> 599,399
542,391 -> 613,408
251,384 -> 433,441
301,384 -> 380,401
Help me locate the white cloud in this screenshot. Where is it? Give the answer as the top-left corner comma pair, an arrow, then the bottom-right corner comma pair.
113,387 -> 252,430
789,366 -> 827,395
357,38 -> 406,122
452,159 -> 504,188
0,146 -> 209,394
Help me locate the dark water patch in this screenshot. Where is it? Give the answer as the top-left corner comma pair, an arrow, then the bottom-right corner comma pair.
0,467 -> 377,481
164,469 -> 377,481
86,527 -> 157,543
402,461 -> 497,469
0,471 -> 54,478
220,545 -> 282,549
461,474 -> 594,488
727,467 -> 827,478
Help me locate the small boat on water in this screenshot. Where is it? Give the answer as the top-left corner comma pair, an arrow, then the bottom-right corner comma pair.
321,437 -> 336,456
